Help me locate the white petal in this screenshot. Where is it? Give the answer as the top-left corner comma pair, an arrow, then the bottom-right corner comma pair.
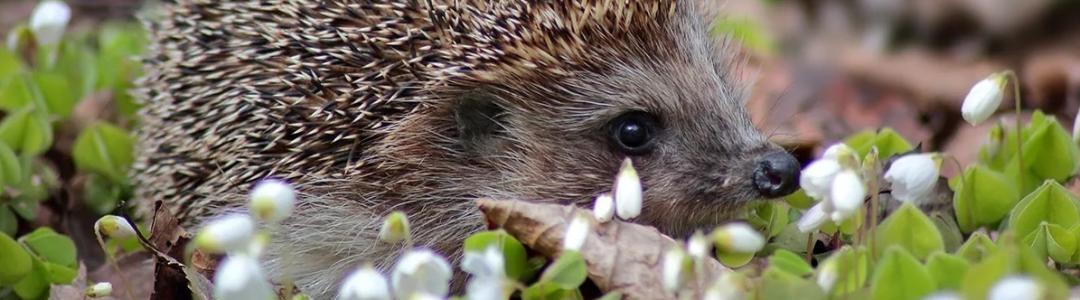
988,276 -> 1043,300
28,0 -> 70,46
562,215 -> 590,251
249,179 -> 296,222
466,275 -> 505,300
391,250 -> 453,299
922,291 -> 962,300
194,214 -> 255,254
213,255 -> 274,300
592,193 -> 615,223
715,223 -> 765,253
339,267 -> 391,300
884,154 -> 939,203
797,203 -> 829,233
816,258 -> 838,292
822,143 -> 854,160
687,231 -> 712,259
661,248 -> 688,292
829,171 -> 865,222
461,246 -> 504,278
85,282 -> 112,298
703,273 -> 747,300
94,215 -> 136,239
800,159 -> 841,199
961,75 -> 1005,125
614,158 -> 642,219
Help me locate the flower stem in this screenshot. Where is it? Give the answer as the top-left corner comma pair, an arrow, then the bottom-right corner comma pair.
805,232 -> 814,264
1003,70 -> 1024,192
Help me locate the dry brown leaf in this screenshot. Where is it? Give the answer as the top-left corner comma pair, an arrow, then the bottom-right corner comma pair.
476,199 -> 729,299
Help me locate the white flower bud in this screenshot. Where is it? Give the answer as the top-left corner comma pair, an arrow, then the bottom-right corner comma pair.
592,193 -> 615,223
28,0 -> 70,47
193,214 -> 255,254
94,215 -> 136,239
85,282 -> 112,298
800,159 -> 841,200
379,211 -> 411,243
822,143 -> 855,161
339,267 -> 391,300
686,231 -> 712,259
613,158 -> 642,219
797,202 -> 829,233
249,179 -> 295,222
562,214 -> 590,251
461,246 -> 504,278
884,153 -> 940,204
703,272 -> 747,300
828,170 -> 865,222
816,257 -> 839,292
214,254 -> 274,300
466,275 -> 505,300
988,276 -> 1043,300
713,223 -> 766,253
391,250 -> 453,299
961,73 -> 1007,125
661,247 -> 690,292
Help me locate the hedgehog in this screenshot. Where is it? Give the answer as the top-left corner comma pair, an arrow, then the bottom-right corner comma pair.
132,0 -> 801,297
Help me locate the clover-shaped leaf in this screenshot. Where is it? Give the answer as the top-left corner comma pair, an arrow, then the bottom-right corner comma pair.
1008,180 -> 1080,239
870,247 -> 934,300
875,203 -> 944,260
952,165 -> 1019,233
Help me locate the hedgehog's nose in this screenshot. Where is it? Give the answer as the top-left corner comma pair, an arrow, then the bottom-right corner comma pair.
752,151 -> 800,198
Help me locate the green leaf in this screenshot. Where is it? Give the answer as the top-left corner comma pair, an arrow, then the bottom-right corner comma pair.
0,142 -> 20,186
0,47 -> 24,76
710,17 -> 775,56
961,233 -> 1071,300
748,202 -> 789,238
929,210 -> 963,253
768,249 -> 813,277
13,257 -> 49,299
0,74 -> 36,112
822,246 -> 870,297
875,203 -> 944,260
1021,116 -> 1079,182
845,128 -> 913,159
20,227 -> 77,267
0,232 -> 32,285
952,165 -> 1020,233
870,247 -> 935,300
31,72 -> 76,118
956,231 -> 997,263
596,292 -> 622,300
42,261 -> 76,284
960,249 -> 1012,300
72,122 -> 135,183
1008,180 -> 1080,239
758,267 -> 827,300
522,282 -> 583,300
83,173 -> 123,214
539,251 -> 587,290
463,230 -> 532,282
1022,223 -> 1077,263
0,206 -> 16,237
926,252 -> 969,290
0,106 -> 53,156
783,189 -> 814,210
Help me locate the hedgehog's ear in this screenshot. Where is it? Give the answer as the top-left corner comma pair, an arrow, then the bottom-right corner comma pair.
454,89 -> 507,154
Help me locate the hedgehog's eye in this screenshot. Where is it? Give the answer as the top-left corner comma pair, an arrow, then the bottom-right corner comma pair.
609,111 -> 659,155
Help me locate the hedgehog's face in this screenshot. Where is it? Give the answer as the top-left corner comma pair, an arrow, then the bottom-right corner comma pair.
451,60 -> 800,237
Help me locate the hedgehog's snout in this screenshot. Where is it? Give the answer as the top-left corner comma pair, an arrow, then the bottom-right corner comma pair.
750,151 -> 800,198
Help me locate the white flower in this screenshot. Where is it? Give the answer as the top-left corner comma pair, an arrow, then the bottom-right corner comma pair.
466,275 -> 505,300
961,73 -> 1007,125
884,153 -> 940,203
816,258 -> 839,292
249,179 -> 296,222
339,267 -> 391,300
461,246 -> 504,278
713,223 -> 766,253
614,158 -> 642,219
379,211 -> 411,243
592,193 -> 615,223
28,0 -> 70,47
94,215 -> 136,239
193,214 -> 255,254
686,231 -> 712,259
988,276 -> 1043,300
661,247 -> 690,292
829,170 -> 865,222
822,143 -> 855,161
797,202 -> 829,233
800,159 -> 842,199
391,250 -> 453,299
214,254 -> 274,300
922,291 -> 962,300
703,272 -> 747,300
562,214 -> 590,251
85,282 -> 112,298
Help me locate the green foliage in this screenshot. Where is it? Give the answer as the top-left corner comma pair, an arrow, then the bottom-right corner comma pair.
952,165 -> 1020,232
464,230 -> 534,282
844,128 -> 913,159
73,122 -> 135,184
869,247 -> 934,300
874,203 -> 944,260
